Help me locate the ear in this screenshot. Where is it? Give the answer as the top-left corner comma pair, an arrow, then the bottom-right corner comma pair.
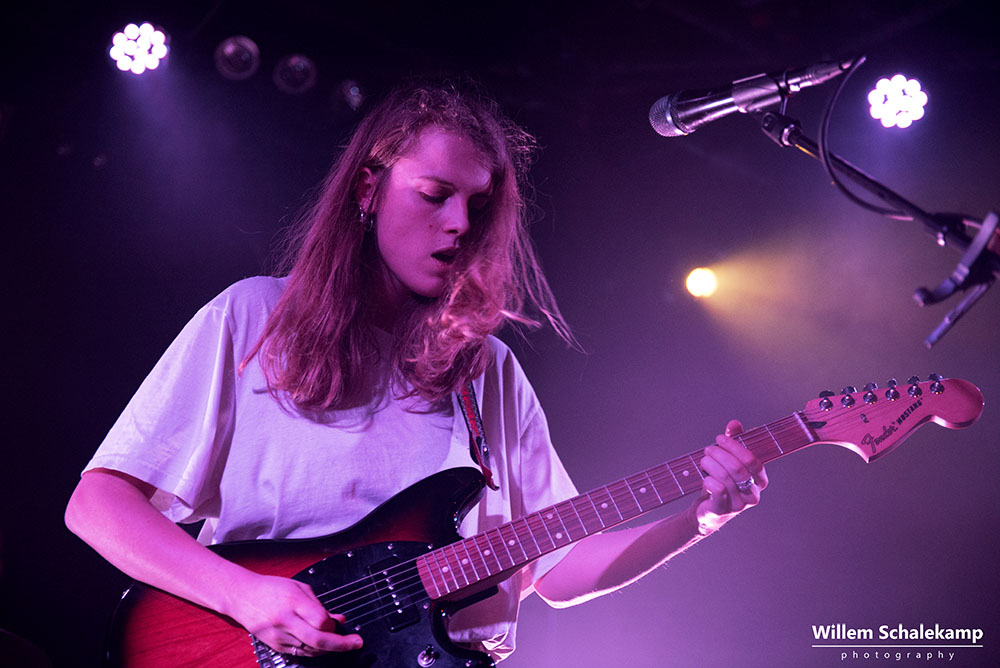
355,167 -> 377,212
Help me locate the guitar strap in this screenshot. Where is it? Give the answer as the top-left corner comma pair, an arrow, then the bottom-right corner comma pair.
458,381 -> 500,491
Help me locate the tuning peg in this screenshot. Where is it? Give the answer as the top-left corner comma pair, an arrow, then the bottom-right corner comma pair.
908,384 -> 923,397
929,372 -> 943,382
885,385 -> 900,401
930,374 -> 945,394
907,376 -> 921,385
886,378 -> 897,388
818,390 -> 834,411
842,386 -> 857,395
863,382 -> 878,392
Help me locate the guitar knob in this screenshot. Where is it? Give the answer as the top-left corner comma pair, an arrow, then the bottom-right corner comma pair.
417,645 -> 439,667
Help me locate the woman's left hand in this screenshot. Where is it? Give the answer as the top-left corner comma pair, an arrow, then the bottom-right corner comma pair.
695,419 -> 768,534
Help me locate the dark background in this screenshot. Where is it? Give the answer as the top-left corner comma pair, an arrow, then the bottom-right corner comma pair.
3,1 -> 998,666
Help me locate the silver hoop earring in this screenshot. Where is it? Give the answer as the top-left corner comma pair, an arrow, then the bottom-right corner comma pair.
359,206 -> 375,232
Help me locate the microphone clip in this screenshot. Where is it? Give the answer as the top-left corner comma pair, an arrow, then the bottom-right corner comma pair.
915,211 -> 999,348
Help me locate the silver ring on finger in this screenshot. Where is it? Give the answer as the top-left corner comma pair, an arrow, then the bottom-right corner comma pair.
736,475 -> 755,493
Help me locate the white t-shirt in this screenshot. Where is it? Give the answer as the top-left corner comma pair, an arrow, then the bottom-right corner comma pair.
85,276 -> 577,660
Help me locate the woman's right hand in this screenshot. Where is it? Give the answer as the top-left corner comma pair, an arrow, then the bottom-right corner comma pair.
224,572 -> 363,656
66,469 -> 362,657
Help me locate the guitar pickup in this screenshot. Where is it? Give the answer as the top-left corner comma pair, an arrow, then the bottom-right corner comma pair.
369,553 -> 421,632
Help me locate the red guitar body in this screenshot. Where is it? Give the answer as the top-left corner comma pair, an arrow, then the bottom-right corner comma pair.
107,468 -> 493,668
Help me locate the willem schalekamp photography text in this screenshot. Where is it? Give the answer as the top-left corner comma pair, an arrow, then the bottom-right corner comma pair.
2,2 -> 998,667
811,623 -> 985,663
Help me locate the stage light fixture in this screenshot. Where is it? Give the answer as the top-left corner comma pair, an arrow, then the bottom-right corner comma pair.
273,54 -> 317,94
109,22 -> 168,75
339,79 -> 365,110
686,267 -> 718,298
868,74 -> 927,129
214,36 -> 260,80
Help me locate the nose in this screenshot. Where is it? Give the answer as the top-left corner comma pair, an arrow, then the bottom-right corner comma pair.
443,199 -> 471,238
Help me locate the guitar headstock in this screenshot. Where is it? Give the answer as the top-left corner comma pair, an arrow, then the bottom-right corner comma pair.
802,376 -> 983,462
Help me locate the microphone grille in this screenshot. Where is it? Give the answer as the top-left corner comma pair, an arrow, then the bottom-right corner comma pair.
649,94 -> 688,137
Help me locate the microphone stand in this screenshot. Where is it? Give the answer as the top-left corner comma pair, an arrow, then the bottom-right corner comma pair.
754,110 -> 999,348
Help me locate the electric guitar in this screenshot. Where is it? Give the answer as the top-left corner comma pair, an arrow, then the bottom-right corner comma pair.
107,377 -> 983,668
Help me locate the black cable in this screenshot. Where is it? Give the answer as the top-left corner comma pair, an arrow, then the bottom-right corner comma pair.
816,56 -> 903,217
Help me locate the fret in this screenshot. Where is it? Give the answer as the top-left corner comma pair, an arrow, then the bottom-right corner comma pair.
661,461 -> 685,497
641,470 -> 664,504
469,535 -> 495,577
490,527 -> 517,568
563,497 -> 589,538
481,532 -> 505,571
544,506 -> 573,545
763,424 -> 783,454
499,521 -> 532,562
457,540 -> 480,581
606,480 -> 641,519
430,547 -> 459,594
527,513 -> 557,552
688,454 -> 705,479
417,555 -> 441,598
792,412 -> 815,448
668,457 -> 698,494
442,545 -> 468,588
583,493 -> 607,531
590,486 -> 623,525
426,549 -> 446,594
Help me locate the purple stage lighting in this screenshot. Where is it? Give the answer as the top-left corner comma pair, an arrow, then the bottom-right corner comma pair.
868,74 -> 927,129
215,36 -> 260,80
273,54 -> 317,94
109,22 -> 168,75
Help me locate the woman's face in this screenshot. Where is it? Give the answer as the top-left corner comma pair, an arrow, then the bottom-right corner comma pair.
364,127 -> 493,308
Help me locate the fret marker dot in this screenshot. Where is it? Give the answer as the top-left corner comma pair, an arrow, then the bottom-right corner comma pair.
461,558 -> 469,565
546,513 -> 553,519
442,566 -> 449,572
484,550 -> 491,556
555,532 -> 563,539
508,539 -> 515,546
601,502 -> 608,509
682,470 -> 690,477
639,487 -> 647,493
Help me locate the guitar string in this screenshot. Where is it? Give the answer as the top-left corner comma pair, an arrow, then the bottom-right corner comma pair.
311,394 -> 929,626
312,417 -> 809,623
312,414 -> 833,619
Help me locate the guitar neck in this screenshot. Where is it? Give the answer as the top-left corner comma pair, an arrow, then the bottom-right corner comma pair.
417,412 -> 816,599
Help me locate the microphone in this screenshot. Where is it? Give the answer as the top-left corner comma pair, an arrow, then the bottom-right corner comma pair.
649,58 -> 857,137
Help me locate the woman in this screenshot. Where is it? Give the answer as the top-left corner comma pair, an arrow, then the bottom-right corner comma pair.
65,81 -> 766,663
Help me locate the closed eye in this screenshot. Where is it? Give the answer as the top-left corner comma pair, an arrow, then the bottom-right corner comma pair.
419,192 -> 448,204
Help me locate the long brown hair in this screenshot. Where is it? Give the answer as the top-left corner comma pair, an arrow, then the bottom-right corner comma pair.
243,80 -> 571,411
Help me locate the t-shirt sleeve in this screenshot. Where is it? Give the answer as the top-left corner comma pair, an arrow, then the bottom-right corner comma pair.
83,293 -> 238,524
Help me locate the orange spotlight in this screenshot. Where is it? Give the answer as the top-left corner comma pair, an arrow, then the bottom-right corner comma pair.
686,267 -> 718,298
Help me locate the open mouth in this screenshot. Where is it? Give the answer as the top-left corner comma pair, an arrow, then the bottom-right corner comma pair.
431,251 -> 457,264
